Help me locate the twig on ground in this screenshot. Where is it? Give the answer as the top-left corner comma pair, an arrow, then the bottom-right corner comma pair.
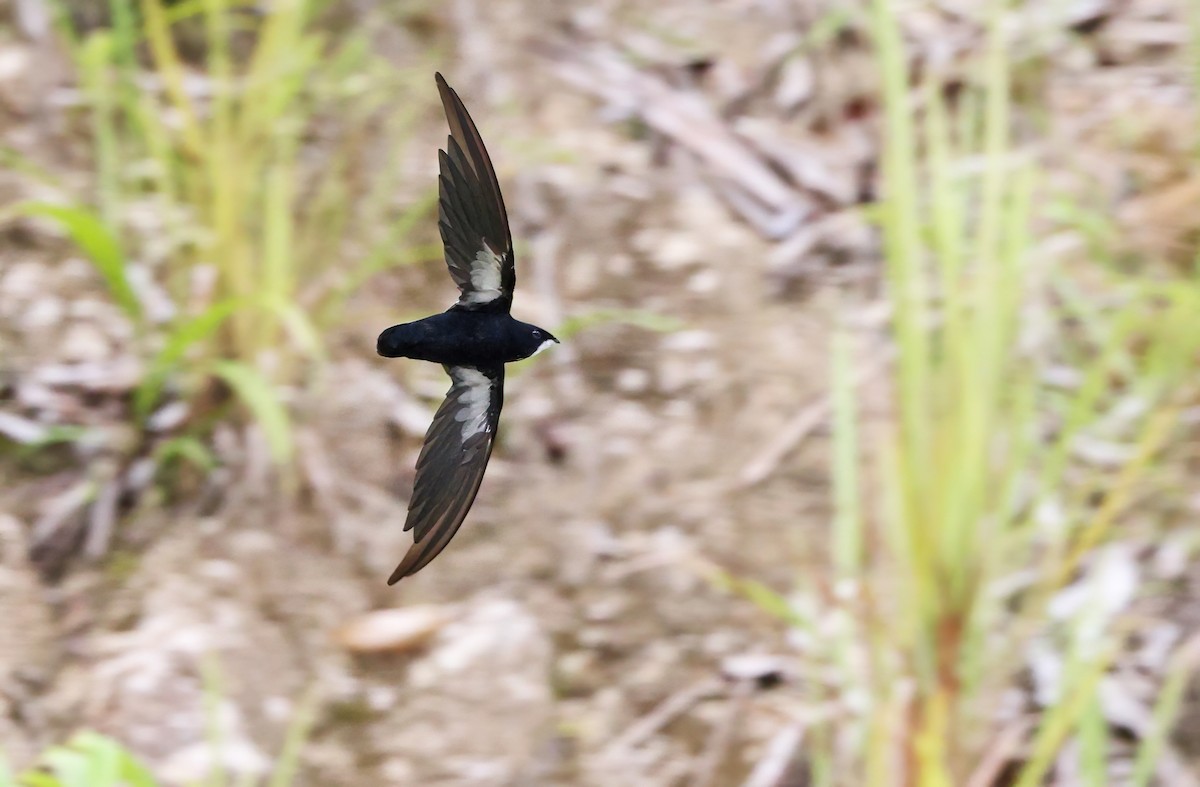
740,721 -> 806,787
737,349 -> 890,489
296,427 -> 349,552
544,39 -> 813,237
690,677 -> 754,787
83,471 -> 121,558
530,229 -> 588,404
965,717 -> 1035,787
30,479 -> 94,549
602,678 -> 725,758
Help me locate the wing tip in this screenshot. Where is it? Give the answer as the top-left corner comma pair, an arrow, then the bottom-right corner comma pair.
435,71 -> 458,109
387,538 -> 439,585
387,543 -> 423,583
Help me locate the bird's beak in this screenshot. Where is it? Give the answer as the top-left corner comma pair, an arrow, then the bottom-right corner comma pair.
530,332 -> 559,359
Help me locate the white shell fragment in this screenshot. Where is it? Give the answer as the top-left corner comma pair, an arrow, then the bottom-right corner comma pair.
335,605 -> 454,654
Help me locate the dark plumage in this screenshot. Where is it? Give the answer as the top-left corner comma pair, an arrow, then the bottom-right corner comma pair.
376,73 -> 558,584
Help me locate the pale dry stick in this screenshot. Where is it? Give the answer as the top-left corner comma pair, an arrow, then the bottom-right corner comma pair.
964,717 -> 1036,787
1153,742 -> 1200,787
741,721 -> 806,787
529,229 -> 588,403
735,119 -> 860,207
602,678 -> 726,759
30,479 -> 94,548
737,395 -> 832,490
1141,631 -> 1200,787
708,175 -> 813,240
27,478 -> 96,576
737,349 -> 891,489
295,428 -> 353,553
83,471 -> 122,558
341,477 -> 409,514
0,411 -> 47,444
545,41 -> 812,235
0,513 -> 23,557
11,0 -> 50,40
527,228 -> 596,505
296,429 -> 337,507
690,678 -> 755,787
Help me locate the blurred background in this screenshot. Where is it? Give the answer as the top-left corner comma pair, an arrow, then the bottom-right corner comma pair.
1,0 -> 1199,785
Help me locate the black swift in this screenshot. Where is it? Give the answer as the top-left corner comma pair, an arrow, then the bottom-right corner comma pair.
376,73 -> 558,584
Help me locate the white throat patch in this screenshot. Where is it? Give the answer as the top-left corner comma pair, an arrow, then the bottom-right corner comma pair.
529,338 -> 557,358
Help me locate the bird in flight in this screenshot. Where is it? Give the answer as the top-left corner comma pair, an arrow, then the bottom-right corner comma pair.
376,73 -> 559,584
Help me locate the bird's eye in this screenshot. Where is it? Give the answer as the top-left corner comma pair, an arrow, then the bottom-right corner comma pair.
533,330 -> 542,338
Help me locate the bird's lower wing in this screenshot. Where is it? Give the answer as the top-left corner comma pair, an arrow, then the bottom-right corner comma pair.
388,364 -> 505,584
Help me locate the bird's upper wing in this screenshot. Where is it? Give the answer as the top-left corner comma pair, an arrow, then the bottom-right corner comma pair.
388,364 -> 505,583
435,73 -> 515,313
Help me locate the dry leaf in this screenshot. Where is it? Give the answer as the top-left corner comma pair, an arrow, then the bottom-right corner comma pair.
335,605 -> 454,654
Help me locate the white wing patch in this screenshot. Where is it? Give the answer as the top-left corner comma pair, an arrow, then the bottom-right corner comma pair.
452,367 -> 493,441
461,247 -> 504,305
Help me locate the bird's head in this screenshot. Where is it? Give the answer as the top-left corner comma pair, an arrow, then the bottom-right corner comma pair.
519,325 -> 559,360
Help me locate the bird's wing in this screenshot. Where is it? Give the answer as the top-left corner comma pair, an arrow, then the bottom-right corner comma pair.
389,364 -> 505,583
435,73 -> 515,313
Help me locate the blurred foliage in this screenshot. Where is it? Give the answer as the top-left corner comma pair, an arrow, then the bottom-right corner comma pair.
715,1 -> 1200,784
12,0 -> 440,468
0,658 -> 318,787
0,733 -> 158,787
8,202 -> 140,319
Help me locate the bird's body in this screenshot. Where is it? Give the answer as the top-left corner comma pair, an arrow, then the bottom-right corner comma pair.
378,310 -> 556,368
376,73 -> 558,584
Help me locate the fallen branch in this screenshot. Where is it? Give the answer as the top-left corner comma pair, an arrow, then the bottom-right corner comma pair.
737,349 -> 890,489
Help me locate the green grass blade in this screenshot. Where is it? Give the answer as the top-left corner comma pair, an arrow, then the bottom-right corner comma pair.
1190,0 -> 1200,154
6,734 -> 158,787
259,155 -> 300,353
135,299 -> 242,417
1077,695 -> 1108,787
41,748 -> 91,787
140,0 -> 205,155
115,747 -> 158,787
552,308 -> 684,341
869,0 -> 930,493
210,361 -> 294,464
1014,649 -> 1113,787
200,653 -> 228,787
257,297 -> 323,361
155,436 -> 218,474
0,144 -> 63,189
12,201 -> 141,322
77,32 -> 122,228
709,569 -> 800,626
267,686 -> 319,787
830,326 -> 862,579
1130,636 -> 1200,787
68,733 -> 121,787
